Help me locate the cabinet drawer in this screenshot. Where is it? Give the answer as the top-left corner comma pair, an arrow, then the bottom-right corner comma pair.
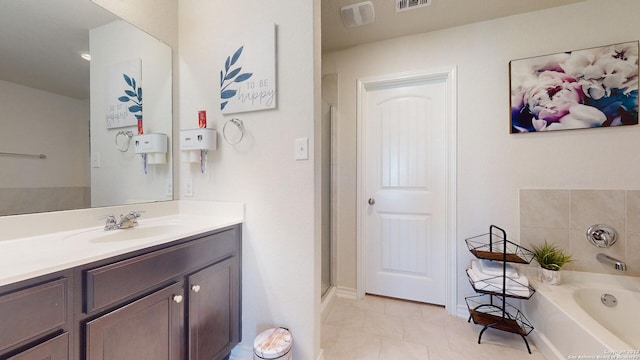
0,278 -> 67,352
6,332 -> 69,360
85,228 -> 237,313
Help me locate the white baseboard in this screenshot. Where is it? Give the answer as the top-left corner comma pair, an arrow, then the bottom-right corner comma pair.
335,286 -> 357,299
321,286 -> 336,322
229,344 -> 253,360
456,303 -> 469,319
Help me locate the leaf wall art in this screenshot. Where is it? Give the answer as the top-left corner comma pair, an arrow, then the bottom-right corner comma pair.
219,23 -> 276,114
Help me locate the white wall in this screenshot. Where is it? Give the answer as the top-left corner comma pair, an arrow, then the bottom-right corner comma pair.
89,20 -> 173,206
0,79 -> 89,188
91,0 -> 178,49
323,0 -> 640,311
179,0 -> 320,359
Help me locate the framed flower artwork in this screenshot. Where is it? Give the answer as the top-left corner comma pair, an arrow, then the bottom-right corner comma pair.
510,41 -> 639,133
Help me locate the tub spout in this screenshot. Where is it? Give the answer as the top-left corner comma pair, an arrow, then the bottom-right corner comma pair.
596,253 -> 627,271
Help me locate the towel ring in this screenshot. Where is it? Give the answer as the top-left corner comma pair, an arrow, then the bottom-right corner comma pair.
223,118 -> 245,145
115,130 -> 134,152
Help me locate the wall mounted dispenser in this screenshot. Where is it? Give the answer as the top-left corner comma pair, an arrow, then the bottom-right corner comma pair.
133,133 -> 168,165
180,128 -> 217,173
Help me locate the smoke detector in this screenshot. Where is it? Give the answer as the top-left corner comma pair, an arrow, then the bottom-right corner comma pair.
396,0 -> 432,13
340,1 -> 375,28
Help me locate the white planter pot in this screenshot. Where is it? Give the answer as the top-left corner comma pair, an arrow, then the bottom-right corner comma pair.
538,267 -> 561,285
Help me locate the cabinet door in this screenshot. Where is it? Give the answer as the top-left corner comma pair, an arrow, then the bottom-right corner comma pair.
85,282 -> 184,360
188,257 -> 239,360
6,332 -> 68,360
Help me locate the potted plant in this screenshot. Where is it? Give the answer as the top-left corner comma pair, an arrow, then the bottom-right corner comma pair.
531,241 -> 573,285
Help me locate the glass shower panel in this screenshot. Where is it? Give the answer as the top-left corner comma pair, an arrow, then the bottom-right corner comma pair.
321,101 -> 333,297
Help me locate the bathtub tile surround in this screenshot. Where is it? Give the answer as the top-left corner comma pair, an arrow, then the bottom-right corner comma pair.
520,189 -> 640,276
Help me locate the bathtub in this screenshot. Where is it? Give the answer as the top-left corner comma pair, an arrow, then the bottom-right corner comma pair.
522,270 -> 640,360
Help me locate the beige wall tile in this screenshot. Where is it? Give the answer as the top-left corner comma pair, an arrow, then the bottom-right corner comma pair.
570,190 -> 625,233
520,189 -> 570,229
625,233 -> 640,277
569,229 -> 626,275
626,191 -> 640,234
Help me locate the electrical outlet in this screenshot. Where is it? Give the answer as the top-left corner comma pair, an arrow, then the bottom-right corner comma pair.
165,180 -> 173,197
184,178 -> 193,197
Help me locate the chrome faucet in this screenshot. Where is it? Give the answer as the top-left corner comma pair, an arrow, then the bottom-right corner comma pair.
596,253 -> 627,271
104,211 -> 142,230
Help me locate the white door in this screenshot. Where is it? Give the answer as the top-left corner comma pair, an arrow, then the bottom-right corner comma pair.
363,75 -> 447,305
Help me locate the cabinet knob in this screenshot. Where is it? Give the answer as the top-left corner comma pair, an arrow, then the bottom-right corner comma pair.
368,198 -> 375,205
191,285 -> 201,293
173,295 -> 183,304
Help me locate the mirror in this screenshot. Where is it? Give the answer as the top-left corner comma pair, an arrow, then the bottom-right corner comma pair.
0,0 -> 173,216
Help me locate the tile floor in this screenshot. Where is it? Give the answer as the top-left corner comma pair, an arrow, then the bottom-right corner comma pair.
321,295 -> 547,360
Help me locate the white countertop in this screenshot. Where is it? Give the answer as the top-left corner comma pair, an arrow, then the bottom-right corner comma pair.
0,201 -> 244,287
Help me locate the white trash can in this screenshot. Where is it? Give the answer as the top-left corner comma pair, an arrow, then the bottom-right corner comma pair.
253,327 -> 292,360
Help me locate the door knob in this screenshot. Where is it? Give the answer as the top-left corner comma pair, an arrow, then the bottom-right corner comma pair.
368,198 -> 375,205
173,295 -> 183,303
191,285 -> 201,293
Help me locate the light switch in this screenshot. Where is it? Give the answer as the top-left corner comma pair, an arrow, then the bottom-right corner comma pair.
295,137 -> 309,160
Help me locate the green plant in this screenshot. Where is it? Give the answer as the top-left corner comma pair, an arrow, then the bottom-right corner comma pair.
531,241 -> 573,271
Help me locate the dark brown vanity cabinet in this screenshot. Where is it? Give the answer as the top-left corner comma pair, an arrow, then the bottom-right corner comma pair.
85,282 -> 185,360
0,224 -> 241,360
188,257 -> 240,360
0,275 -> 71,360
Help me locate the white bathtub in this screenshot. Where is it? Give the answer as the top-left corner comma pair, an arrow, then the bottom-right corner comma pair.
522,270 -> 640,360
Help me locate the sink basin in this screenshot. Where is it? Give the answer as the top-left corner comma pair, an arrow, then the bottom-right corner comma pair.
64,222 -> 191,244
89,225 -> 186,243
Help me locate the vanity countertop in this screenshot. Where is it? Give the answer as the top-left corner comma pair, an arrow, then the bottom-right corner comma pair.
0,201 -> 244,287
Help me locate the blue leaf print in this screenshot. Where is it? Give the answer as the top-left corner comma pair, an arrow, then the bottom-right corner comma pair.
225,68 -> 241,81
221,89 -> 237,99
129,105 -> 142,113
117,73 -> 142,121
219,45 -> 252,111
235,73 -> 253,82
230,46 -> 243,67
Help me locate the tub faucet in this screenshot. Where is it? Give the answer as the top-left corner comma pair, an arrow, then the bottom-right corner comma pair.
104,211 -> 142,230
596,253 -> 627,271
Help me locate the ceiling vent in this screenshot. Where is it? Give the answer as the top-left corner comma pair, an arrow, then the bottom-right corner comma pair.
396,0 -> 432,13
340,1 -> 375,28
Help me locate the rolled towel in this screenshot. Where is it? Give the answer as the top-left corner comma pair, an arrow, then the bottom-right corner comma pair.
466,268 -> 531,297
470,260 -> 529,287
477,259 -> 518,278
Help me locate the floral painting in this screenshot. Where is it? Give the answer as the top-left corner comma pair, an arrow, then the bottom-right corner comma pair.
510,41 -> 638,133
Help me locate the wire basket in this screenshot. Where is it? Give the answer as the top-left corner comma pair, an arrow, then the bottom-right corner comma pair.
465,269 -> 535,299
465,231 -> 534,264
465,294 -> 534,335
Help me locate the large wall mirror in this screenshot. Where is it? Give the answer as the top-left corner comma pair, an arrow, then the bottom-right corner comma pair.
0,0 -> 173,216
